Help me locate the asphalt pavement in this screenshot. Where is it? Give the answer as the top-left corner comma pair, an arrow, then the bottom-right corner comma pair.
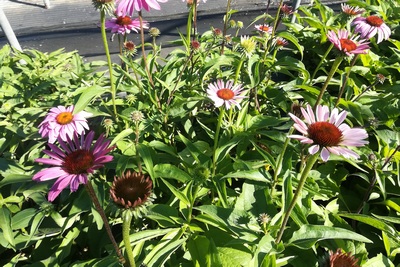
0,0 -> 340,60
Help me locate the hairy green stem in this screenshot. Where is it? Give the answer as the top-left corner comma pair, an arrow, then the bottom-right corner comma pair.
212,108 -> 225,176
85,181 -> 125,264
335,55 -> 358,107
100,10 -> 118,121
271,127 -> 294,196
275,152 -> 319,243
314,56 -> 343,109
220,0 -> 232,54
310,43 -> 333,82
122,210 -> 136,267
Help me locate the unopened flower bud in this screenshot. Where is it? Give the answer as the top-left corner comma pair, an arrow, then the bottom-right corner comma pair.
149,27 -> 161,37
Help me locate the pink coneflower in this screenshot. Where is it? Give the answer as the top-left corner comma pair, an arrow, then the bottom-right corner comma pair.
275,37 -> 289,47
329,249 -> 360,267
352,15 -> 391,44
105,15 -> 146,34
280,4 -> 294,16
255,24 -> 273,34
33,131 -> 114,201
116,0 -> 167,14
38,105 -> 91,144
327,29 -> 369,56
341,3 -> 365,16
207,80 -> 246,110
288,104 -> 368,162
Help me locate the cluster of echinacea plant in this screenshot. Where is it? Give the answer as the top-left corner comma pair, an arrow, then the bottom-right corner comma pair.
327,4 -> 391,57
34,106 -> 114,201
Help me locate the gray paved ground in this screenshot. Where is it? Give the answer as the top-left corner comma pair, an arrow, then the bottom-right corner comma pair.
0,0 -> 335,35
0,0 -> 342,61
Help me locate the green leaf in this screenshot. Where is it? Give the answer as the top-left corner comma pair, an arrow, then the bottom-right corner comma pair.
73,85 -> 106,114
154,164 -> 191,182
130,228 -> 178,244
110,128 -> 134,146
137,143 -> 155,180
11,208 -> 38,230
161,178 -> 190,206
215,135 -> 244,164
187,235 -> 211,267
339,213 -> 399,238
277,31 -> 304,59
363,253 -> 395,267
288,224 -> 372,249
222,169 -> 270,183
0,206 -> 15,248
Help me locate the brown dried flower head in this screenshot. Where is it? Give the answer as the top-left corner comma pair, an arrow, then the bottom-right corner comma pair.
329,249 -> 360,267
110,171 -> 153,210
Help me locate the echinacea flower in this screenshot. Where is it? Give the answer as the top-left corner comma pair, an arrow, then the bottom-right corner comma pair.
240,35 -> 257,56
105,15 -> 146,34
116,0 -> 167,14
352,15 -> 391,44
33,131 -> 114,201
280,4 -> 294,16
38,105 -> 92,144
207,80 -> 246,110
110,170 -> 153,211
341,3 -> 365,16
329,249 -> 360,267
327,29 -> 369,56
274,37 -> 289,48
288,104 -> 368,161
255,24 -> 273,34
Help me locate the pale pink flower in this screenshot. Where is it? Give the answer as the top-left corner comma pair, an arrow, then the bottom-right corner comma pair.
327,29 -> 369,56
33,131 -> 114,201
255,24 -> 273,34
116,0 -> 168,14
288,104 -> 369,162
352,15 -> 391,44
207,80 -> 246,110
341,3 -> 365,16
105,15 -> 147,34
38,105 -> 91,144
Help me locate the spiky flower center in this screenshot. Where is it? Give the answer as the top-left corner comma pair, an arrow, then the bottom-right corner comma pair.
330,249 -> 360,267
111,172 -> 152,209
307,121 -> 342,147
116,16 -> 132,26
366,15 -> 383,27
56,112 -> 73,125
217,88 -> 235,100
259,25 -> 271,32
63,149 -> 94,174
339,38 -> 357,52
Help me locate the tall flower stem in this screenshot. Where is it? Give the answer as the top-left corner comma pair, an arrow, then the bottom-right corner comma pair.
271,127 -> 294,196
211,108 -> 228,207
212,108 -> 225,176
275,152 -> 319,243
138,12 -> 155,89
100,9 -> 118,121
310,43 -> 333,82
122,210 -> 136,267
85,180 -> 125,264
220,0 -> 232,54
314,56 -> 343,109
335,55 -> 358,107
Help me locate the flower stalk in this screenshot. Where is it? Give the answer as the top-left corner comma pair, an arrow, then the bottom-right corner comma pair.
122,210 -> 136,267
314,56 -> 343,109
100,9 -> 118,121
275,152 -> 319,243
85,180 -> 125,264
